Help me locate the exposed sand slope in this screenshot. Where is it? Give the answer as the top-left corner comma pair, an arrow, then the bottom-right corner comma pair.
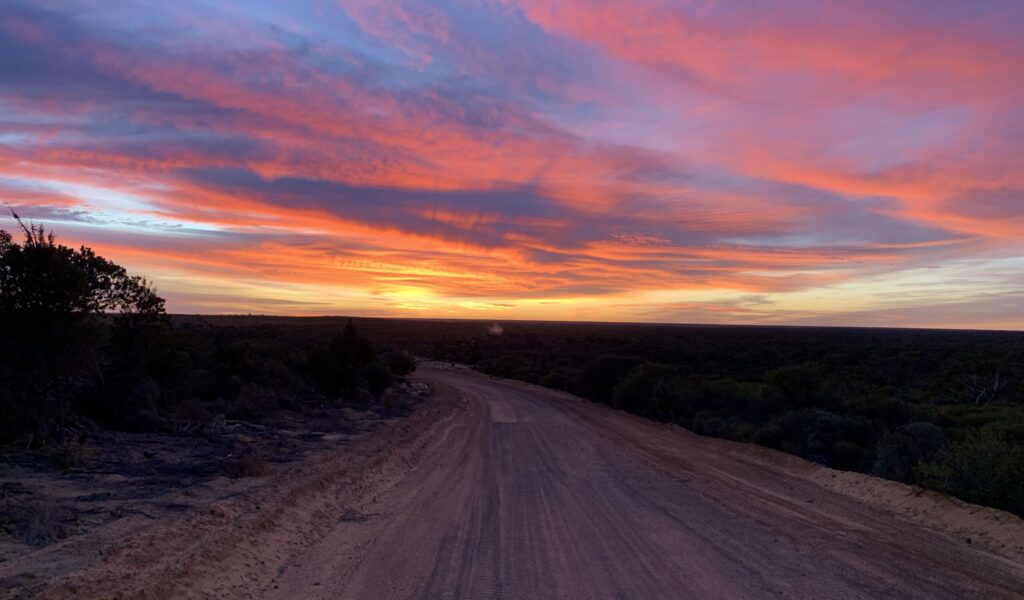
0,389 -> 459,600
269,364 -> 1024,599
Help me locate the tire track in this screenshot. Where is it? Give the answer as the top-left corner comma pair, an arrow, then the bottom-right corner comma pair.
265,365 -> 1024,599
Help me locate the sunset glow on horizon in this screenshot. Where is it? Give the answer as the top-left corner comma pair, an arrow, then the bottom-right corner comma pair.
2,1 -> 1022,329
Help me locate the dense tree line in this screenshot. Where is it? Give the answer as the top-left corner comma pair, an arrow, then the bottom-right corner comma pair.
395,320 -> 1024,516
0,219 -> 414,445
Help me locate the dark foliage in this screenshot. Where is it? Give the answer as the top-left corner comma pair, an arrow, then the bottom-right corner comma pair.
0,221 -> 416,445
308,320 -> 378,399
612,362 -> 683,420
0,214 -> 166,441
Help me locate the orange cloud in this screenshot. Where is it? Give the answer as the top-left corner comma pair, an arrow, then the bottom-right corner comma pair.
1,0 -> 1021,327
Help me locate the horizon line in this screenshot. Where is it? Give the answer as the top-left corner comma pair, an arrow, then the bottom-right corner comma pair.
164,313 -> 1024,334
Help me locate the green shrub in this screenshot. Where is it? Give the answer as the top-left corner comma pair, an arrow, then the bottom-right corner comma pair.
873,422 -> 947,482
754,409 -> 870,468
764,362 -> 832,410
613,363 -> 683,419
916,426 -> 1024,514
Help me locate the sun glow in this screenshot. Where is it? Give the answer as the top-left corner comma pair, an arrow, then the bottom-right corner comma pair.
1,0 -> 1021,328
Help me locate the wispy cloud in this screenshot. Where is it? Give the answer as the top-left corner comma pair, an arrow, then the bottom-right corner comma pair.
0,0 -> 1021,328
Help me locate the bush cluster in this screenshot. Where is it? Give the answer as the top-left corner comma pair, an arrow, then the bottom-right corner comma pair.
0,221 -> 415,444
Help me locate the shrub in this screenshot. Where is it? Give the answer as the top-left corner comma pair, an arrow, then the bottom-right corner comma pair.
871,421 -> 948,483
839,395 -> 915,428
831,441 -> 867,471
690,378 -> 765,420
577,355 -> 642,404
382,348 -> 417,377
613,362 -> 684,420
754,409 -> 870,468
764,362 -> 832,410
225,384 -> 280,421
362,359 -> 394,400
81,375 -> 163,432
540,367 -> 578,391
916,426 -> 1024,515
729,422 -> 756,442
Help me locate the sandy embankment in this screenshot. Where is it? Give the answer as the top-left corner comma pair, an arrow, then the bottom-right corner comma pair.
0,381 -> 459,600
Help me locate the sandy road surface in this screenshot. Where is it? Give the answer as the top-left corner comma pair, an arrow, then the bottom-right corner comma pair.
267,365 -> 1024,599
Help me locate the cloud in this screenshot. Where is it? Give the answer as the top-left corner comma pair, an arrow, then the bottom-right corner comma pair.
0,0 -> 1021,327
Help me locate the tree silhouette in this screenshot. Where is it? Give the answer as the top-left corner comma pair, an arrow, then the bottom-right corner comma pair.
0,208 -> 166,442
0,208 -> 164,316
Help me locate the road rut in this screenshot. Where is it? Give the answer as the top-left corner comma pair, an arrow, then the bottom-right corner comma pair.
268,365 -> 1024,599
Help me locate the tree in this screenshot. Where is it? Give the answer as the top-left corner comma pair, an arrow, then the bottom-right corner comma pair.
307,319 -> 377,400
0,217 -> 161,316
0,210 -> 166,441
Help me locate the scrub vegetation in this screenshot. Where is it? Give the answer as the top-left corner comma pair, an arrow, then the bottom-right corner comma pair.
0,219 -> 416,448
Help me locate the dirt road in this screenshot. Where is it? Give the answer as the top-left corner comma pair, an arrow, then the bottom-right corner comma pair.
266,365 -> 1024,599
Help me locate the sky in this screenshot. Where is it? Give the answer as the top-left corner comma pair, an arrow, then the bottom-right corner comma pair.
1,1 -> 1022,329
